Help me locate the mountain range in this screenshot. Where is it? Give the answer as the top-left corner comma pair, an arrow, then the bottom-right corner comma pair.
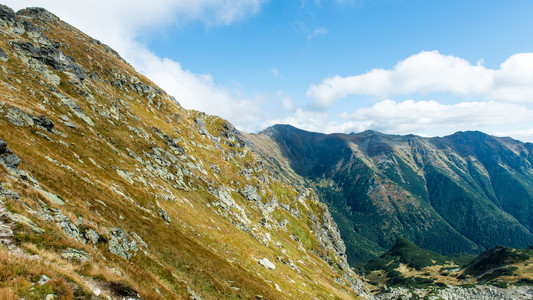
1,3 -> 532,299
246,125 -> 533,263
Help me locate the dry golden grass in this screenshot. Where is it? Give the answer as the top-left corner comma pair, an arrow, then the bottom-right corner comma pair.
0,8 -> 367,300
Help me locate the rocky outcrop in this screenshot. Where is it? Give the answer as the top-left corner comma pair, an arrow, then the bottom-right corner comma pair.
376,285 -> 533,300
108,228 -> 138,259
10,41 -> 85,82
0,137 -> 21,169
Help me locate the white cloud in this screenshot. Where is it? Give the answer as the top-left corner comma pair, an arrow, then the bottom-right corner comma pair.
6,0 -> 268,129
492,129 -> 533,143
308,27 -> 328,41
261,108 -> 330,133
264,99 -> 533,141
307,51 -> 533,108
339,99 -> 533,134
123,41 -> 262,128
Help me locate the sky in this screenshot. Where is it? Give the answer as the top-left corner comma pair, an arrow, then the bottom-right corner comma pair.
5,0 -> 533,142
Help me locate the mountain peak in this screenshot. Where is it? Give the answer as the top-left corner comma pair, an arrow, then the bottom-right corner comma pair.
16,7 -> 59,22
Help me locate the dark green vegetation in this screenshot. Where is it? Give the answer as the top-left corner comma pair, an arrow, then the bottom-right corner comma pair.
248,125 -> 533,263
362,237 -> 450,272
357,237 -> 533,290
356,237 -> 455,288
463,246 -> 532,280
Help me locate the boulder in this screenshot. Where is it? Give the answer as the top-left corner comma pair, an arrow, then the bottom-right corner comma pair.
258,258 -> 275,270
61,247 -> 92,263
239,185 -> 261,202
159,209 -> 171,223
5,107 -> 34,127
32,115 -> 54,132
108,228 -> 138,259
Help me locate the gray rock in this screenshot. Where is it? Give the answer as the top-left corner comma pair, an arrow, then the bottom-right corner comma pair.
195,117 -> 210,136
258,257 -> 275,270
130,232 -> 147,249
0,189 -> 19,200
220,122 -> 245,148
239,185 -> 261,202
59,95 -> 93,126
108,228 -> 138,259
16,7 -> 60,23
187,285 -> 202,300
10,41 -> 85,82
5,107 -> 34,127
0,138 -> 7,154
39,190 -> 64,205
0,5 -> 17,28
159,209 -> 171,223
290,207 -> 300,218
0,47 -> 8,61
82,228 -> 100,244
38,274 -> 50,285
2,153 -> 21,169
61,247 -> 92,263
210,163 -> 220,174
164,135 -> 186,155
32,115 -> 54,132
7,212 -> 44,234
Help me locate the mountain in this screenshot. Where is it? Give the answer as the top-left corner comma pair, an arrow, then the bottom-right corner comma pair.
0,5 -> 369,299
245,124 -> 533,263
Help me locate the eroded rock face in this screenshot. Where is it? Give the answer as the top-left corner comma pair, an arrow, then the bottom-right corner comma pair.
10,41 -> 85,82
108,228 -> 138,259
239,184 -> 261,202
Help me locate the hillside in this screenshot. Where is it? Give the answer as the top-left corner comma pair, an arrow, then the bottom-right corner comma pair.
358,238 -> 533,299
0,5 -> 369,299
245,124 -> 533,263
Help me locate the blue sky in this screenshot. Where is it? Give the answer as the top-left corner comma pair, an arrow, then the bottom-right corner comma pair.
6,0 -> 533,141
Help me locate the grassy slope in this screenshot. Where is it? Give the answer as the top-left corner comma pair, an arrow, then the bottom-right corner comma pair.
0,6 -> 366,299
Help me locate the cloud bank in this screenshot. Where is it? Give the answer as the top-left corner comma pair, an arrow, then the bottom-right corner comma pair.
308,51 -> 533,108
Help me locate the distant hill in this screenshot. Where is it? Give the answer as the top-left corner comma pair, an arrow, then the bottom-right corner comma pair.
246,124 -> 533,263
357,237 -> 533,291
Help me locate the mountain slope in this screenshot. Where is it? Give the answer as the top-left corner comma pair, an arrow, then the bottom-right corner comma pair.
0,5 -> 369,299
246,124 -> 533,263
358,238 -> 533,298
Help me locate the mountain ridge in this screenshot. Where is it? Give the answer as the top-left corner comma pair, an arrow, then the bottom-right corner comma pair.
246,124 -> 533,263
0,5 -> 369,299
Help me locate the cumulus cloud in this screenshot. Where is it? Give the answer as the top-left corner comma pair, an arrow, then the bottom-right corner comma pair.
492,129 -> 533,143
308,51 -> 533,108
264,99 -> 533,141
6,0 -> 267,128
339,99 -> 533,134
